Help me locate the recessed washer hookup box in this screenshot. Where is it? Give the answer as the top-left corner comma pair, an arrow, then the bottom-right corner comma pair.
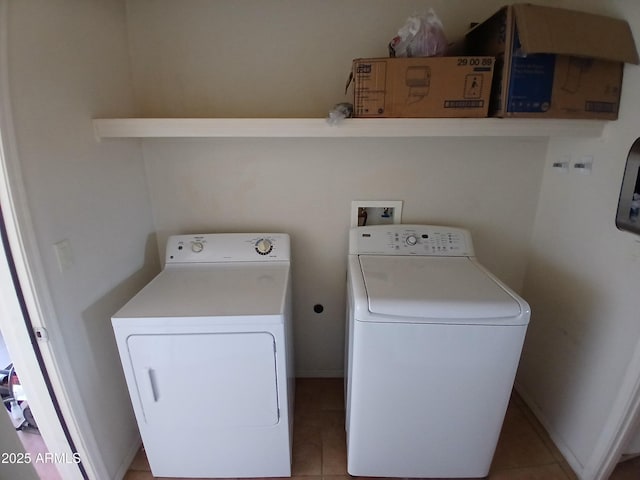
349,56 -> 495,118
465,4 -> 639,119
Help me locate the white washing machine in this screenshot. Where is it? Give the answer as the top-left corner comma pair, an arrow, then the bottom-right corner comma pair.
345,225 -> 530,478
112,233 -> 294,478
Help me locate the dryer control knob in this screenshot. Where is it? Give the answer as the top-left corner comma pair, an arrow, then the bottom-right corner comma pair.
255,238 -> 273,255
406,235 -> 418,246
191,241 -> 204,253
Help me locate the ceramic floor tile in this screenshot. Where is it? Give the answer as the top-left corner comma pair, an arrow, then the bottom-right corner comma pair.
293,420 -> 322,446
128,447 -> 151,471
123,471 -> 155,480
291,440 -> 322,475
319,378 -> 345,411
125,379 -> 582,480
160,477 -> 239,480
294,390 -> 322,413
318,410 -> 345,431
234,478 -> 288,480
610,455 -> 640,479
292,414 -> 322,476
295,378 -> 344,414
322,425 -> 347,475
513,397 -> 577,479
489,463 -> 570,479
321,446 -> 348,475
491,401 -> 556,471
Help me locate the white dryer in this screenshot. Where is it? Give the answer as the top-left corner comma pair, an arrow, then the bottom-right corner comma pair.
345,225 -> 530,478
112,233 -> 294,478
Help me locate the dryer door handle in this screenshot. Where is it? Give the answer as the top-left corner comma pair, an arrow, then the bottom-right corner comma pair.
145,367 -> 159,402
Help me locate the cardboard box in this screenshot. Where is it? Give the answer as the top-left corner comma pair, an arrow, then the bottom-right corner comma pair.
465,4 -> 639,119
350,56 -> 495,118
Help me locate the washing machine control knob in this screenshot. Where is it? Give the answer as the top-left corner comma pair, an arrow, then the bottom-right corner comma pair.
255,238 -> 273,255
405,235 -> 418,246
191,241 -> 204,253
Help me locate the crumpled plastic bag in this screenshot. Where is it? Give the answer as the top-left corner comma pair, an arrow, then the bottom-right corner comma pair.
389,9 -> 448,58
326,102 -> 353,125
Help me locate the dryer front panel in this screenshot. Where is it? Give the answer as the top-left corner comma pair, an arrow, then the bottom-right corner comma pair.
126,332 -> 279,429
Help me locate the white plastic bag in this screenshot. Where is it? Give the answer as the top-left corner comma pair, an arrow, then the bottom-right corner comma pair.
389,9 -> 448,57
326,102 -> 353,125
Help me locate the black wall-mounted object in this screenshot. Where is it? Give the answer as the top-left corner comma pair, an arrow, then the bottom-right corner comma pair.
616,137 -> 640,235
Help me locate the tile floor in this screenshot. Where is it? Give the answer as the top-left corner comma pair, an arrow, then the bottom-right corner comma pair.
124,378 -> 639,480
612,455 -> 640,480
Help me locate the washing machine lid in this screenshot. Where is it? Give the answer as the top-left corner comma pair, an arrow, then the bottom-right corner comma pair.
113,262 -> 289,319
358,255 -> 522,320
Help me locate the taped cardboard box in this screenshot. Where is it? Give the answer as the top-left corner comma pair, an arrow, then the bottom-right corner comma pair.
350,56 -> 494,118
465,4 -> 639,119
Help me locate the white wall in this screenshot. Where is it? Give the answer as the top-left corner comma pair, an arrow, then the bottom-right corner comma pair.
142,137 -> 546,375
516,0 -> 640,476
7,1 -> 158,478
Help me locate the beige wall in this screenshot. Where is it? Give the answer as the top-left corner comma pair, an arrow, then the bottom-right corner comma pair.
125,0 -> 582,118
7,0 -> 158,477
142,137 -> 547,375
517,0 -> 640,474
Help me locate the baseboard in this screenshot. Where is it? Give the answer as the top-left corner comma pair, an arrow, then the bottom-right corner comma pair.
514,381 -> 585,478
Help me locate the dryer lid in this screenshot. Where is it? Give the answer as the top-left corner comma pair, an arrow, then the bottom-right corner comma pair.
113,262 -> 289,319
358,255 -> 523,320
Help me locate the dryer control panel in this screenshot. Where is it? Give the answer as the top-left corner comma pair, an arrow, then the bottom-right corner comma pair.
349,225 -> 474,256
165,233 -> 290,263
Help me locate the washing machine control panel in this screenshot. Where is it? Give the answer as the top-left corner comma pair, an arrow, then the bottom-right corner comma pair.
349,225 -> 474,256
165,233 -> 290,263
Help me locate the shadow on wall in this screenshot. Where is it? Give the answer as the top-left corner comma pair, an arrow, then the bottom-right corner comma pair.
71,232 -> 159,474
77,232 -> 160,444
82,232 -> 160,375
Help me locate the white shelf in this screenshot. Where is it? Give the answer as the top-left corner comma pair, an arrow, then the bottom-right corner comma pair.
93,117 -> 607,140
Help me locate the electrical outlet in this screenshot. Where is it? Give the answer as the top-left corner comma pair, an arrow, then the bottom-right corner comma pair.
351,201 -> 403,227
